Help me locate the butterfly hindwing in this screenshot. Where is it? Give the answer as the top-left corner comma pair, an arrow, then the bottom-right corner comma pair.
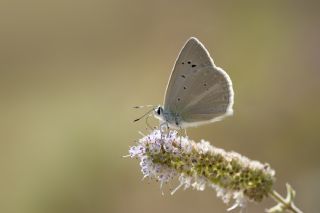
180,66 -> 233,127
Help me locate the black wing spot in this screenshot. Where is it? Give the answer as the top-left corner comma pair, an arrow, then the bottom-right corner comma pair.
183,86 -> 187,90
203,83 -> 207,86
191,64 -> 196,67
187,61 -> 191,64
177,98 -> 181,101
182,62 -> 185,64
181,75 -> 186,78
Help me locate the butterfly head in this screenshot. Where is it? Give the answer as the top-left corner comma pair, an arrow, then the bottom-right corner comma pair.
153,106 -> 164,121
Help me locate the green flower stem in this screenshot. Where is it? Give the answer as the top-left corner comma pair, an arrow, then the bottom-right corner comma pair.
268,189 -> 303,213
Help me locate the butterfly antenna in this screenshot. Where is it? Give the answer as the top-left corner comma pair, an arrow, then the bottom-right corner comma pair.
133,105 -> 154,109
133,108 -> 155,122
145,115 -> 154,131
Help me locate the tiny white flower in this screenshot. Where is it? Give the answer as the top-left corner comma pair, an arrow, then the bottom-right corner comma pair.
128,130 -> 276,212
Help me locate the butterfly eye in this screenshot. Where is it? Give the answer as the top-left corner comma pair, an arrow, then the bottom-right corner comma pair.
157,107 -> 161,115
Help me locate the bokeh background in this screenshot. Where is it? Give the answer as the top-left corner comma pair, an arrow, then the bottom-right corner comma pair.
1,1 -> 319,213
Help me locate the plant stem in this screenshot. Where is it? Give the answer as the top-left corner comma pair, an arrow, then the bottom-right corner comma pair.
269,190 -> 303,213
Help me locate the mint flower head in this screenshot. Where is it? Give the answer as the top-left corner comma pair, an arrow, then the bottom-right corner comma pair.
129,130 -> 276,211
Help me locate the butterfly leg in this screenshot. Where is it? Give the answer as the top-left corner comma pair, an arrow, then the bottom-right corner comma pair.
159,122 -> 167,139
176,128 -> 187,148
176,127 -> 183,149
166,123 -> 171,138
144,114 -> 154,132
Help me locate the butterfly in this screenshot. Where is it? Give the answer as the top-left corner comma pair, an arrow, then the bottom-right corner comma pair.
153,37 -> 234,130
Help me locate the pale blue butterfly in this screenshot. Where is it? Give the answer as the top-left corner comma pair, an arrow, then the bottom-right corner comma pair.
153,37 -> 234,130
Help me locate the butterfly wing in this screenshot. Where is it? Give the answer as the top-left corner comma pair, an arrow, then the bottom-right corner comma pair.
163,37 -> 234,127
164,37 -> 214,112
179,65 -> 234,127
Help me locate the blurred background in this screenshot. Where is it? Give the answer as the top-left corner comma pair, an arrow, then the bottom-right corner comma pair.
0,1 -> 319,212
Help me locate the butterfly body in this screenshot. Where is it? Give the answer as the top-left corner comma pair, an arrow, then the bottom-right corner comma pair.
153,37 -> 234,129
154,106 -> 183,129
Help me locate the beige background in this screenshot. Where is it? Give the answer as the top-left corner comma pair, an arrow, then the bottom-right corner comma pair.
0,1 -> 319,213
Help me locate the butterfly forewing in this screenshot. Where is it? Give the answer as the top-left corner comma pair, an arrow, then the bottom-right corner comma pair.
164,37 -> 214,112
